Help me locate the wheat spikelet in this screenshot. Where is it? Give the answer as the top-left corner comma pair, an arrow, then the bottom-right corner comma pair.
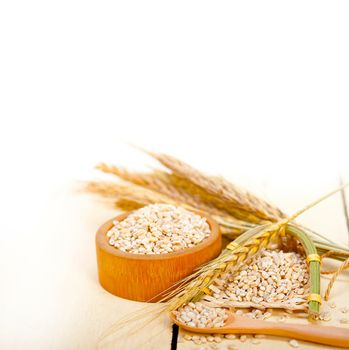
144,171 -> 256,232
164,172 -> 266,224
165,173 -> 267,224
96,163 -> 231,218
96,163 -> 217,212
148,152 -> 286,222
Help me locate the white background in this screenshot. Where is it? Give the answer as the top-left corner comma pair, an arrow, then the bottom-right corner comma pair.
1,1 -> 349,349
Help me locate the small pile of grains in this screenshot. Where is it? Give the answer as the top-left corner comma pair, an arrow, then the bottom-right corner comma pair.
175,302 -> 228,328
203,249 -> 309,308
106,204 -> 210,254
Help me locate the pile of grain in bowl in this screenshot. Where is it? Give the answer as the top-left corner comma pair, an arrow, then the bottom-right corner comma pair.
106,203 -> 211,255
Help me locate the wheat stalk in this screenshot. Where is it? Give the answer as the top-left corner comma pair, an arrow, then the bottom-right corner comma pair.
161,172 -> 264,226
96,163 -> 231,217
147,152 -> 286,223
95,163 -> 270,229
95,163 -> 255,232
91,165 -> 255,233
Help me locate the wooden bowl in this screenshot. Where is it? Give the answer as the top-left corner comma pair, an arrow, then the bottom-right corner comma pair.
96,211 -> 221,302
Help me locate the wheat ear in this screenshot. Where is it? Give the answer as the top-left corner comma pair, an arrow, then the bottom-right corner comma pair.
148,152 -> 286,222
96,163 -> 232,217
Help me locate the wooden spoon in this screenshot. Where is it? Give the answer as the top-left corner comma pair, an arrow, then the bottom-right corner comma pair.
170,311 -> 349,348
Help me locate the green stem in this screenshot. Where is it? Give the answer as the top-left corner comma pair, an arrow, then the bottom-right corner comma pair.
287,224 -> 320,315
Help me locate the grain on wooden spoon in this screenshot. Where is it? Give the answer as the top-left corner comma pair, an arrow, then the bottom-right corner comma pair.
170,310 -> 349,348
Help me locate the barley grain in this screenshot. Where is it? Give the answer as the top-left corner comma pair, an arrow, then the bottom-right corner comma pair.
239,335 -> 247,342
214,336 -> 222,343
225,334 -> 236,339
329,302 -> 336,309
254,334 -> 266,339
289,339 -> 299,348
228,345 -> 238,350
319,311 -> 331,322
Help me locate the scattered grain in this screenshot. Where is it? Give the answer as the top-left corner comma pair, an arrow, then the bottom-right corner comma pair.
319,311 -> 331,322
340,318 -> 349,324
201,336 -> 208,343
289,339 -> 299,348
329,302 -> 336,309
254,334 -> 266,339
225,334 -> 236,339
214,335 -> 222,343
278,316 -> 286,323
263,312 -> 272,319
239,335 -> 247,342
228,345 -> 238,350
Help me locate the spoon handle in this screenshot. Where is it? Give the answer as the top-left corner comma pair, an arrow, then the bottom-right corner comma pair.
229,317 -> 349,348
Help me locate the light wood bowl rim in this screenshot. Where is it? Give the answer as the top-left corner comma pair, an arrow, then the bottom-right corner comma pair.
96,210 -> 220,261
